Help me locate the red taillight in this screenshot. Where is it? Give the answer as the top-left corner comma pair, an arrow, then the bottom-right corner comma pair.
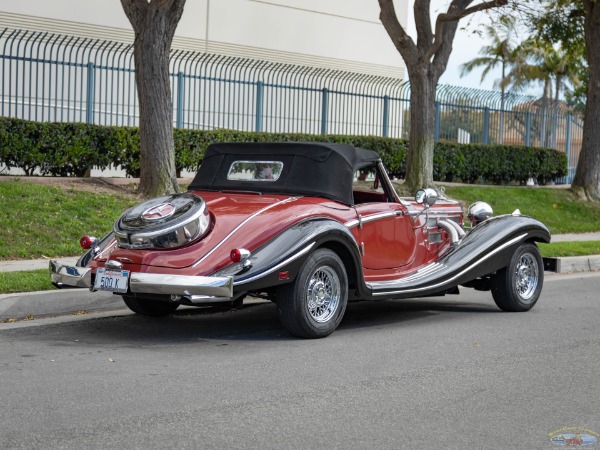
80,235 -> 98,250
230,248 -> 250,263
230,249 -> 242,262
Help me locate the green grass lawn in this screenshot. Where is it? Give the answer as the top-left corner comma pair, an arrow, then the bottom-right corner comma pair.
0,180 -> 137,260
1,181 -> 599,261
0,180 -> 599,295
443,186 -> 600,235
0,269 -> 55,294
539,241 -> 600,258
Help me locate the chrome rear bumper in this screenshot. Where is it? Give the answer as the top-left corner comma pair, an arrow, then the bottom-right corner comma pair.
49,260 -> 92,288
129,273 -> 233,298
49,260 -> 234,300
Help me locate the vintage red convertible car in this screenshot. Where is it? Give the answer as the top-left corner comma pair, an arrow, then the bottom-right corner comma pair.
50,142 -> 551,338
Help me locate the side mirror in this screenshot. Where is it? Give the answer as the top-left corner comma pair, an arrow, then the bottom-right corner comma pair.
415,188 -> 438,207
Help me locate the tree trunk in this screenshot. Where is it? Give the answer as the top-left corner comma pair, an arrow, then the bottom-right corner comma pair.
405,68 -> 437,190
121,0 -> 185,198
378,0 -> 507,192
572,1 -> 600,202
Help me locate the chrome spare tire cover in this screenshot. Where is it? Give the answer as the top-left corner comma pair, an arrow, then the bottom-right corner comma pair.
114,193 -> 211,249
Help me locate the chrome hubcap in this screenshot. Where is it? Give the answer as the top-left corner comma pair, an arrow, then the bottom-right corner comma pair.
515,253 -> 539,302
307,266 -> 340,323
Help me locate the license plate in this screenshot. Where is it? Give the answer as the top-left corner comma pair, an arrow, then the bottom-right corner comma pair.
94,268 -> 129,293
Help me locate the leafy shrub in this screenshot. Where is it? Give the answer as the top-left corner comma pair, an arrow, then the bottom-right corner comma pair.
0,117 -> 566,184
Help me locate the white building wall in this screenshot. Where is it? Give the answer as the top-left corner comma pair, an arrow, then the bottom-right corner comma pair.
0,0 -> 407,78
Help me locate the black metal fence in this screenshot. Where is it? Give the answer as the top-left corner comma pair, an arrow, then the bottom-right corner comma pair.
0,28 -> 581,183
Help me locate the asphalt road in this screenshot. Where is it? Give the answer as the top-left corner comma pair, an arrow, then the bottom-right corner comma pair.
1,272 -> 599,450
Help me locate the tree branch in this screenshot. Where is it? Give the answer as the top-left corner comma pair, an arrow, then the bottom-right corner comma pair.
120,0 -> 149,31
378,0 -> 417,67
414,0 -> 433,47
165,0 -> 186,29
425,0 -> 508,65
439,0 -> 508,24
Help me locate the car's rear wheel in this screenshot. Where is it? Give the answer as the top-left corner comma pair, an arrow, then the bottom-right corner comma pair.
122,295 -> 180,317
276,249 -> 348,338
491,242 -> 543,312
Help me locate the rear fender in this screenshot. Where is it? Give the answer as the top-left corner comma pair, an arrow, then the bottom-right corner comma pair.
215,218 -> 362,294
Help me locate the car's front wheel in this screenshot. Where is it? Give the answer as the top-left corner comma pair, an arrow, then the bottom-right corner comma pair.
491,242 -> 544,312
122,295 -> 180,317
276,249 -> 348,338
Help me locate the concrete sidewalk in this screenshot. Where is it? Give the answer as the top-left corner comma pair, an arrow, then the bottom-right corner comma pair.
0,257 -> 78,273
552,232 -> 600,242
1,233 -> 599,322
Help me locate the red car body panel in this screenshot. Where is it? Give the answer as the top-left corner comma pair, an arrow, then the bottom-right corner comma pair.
85,190 -> 462,284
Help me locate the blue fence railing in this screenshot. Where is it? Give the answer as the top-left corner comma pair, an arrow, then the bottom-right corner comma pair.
0,28 -> 582,183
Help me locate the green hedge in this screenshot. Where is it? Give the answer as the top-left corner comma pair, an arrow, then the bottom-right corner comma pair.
0,117 -> 567,184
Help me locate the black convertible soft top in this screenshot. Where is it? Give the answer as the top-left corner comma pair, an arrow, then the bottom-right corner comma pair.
188,142 -> 381,205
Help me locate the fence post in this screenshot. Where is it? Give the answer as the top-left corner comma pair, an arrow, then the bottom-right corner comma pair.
382,95 -> 389,137
255,81 -> 264,132
483,107 -> 490,144
434,101 -> 441,141
176,72 -> 184,128
86,62 -> 95,124
525,112 -> 531,147
321,88 -> 329,135
565,114 -> 572,183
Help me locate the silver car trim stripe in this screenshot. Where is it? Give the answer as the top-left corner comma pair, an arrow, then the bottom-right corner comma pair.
233,242 -> 316,286
345,211 -> 397,229
368,233 -> 527,295
192,196 -> 300,268
405,211 -> 461,217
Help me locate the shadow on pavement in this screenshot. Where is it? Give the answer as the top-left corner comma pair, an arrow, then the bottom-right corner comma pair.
5,296 -> 501,345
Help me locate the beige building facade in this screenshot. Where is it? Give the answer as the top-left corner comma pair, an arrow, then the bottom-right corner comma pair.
0,0 -> 407,79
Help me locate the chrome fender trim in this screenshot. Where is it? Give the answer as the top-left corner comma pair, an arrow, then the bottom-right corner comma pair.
233,242 -> 315,286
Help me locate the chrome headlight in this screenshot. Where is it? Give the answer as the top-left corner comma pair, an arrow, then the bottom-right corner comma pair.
467,201 -> 493,226
114,193 -> 211,249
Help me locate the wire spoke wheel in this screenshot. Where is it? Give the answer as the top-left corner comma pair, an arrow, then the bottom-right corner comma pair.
492,242 -> 544,312
276,249 -> 348,338
514,253 -> 539,302
306,266 -> 341,323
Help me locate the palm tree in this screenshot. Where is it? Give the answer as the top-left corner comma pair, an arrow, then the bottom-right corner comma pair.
545,46 -> 582,147
510,39 -> 581,147
460,15 -> 518,144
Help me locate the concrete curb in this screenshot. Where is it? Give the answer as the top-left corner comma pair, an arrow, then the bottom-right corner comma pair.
0,289 -> 125,321
1,255 -> 599,322
550,255 -> 600,274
